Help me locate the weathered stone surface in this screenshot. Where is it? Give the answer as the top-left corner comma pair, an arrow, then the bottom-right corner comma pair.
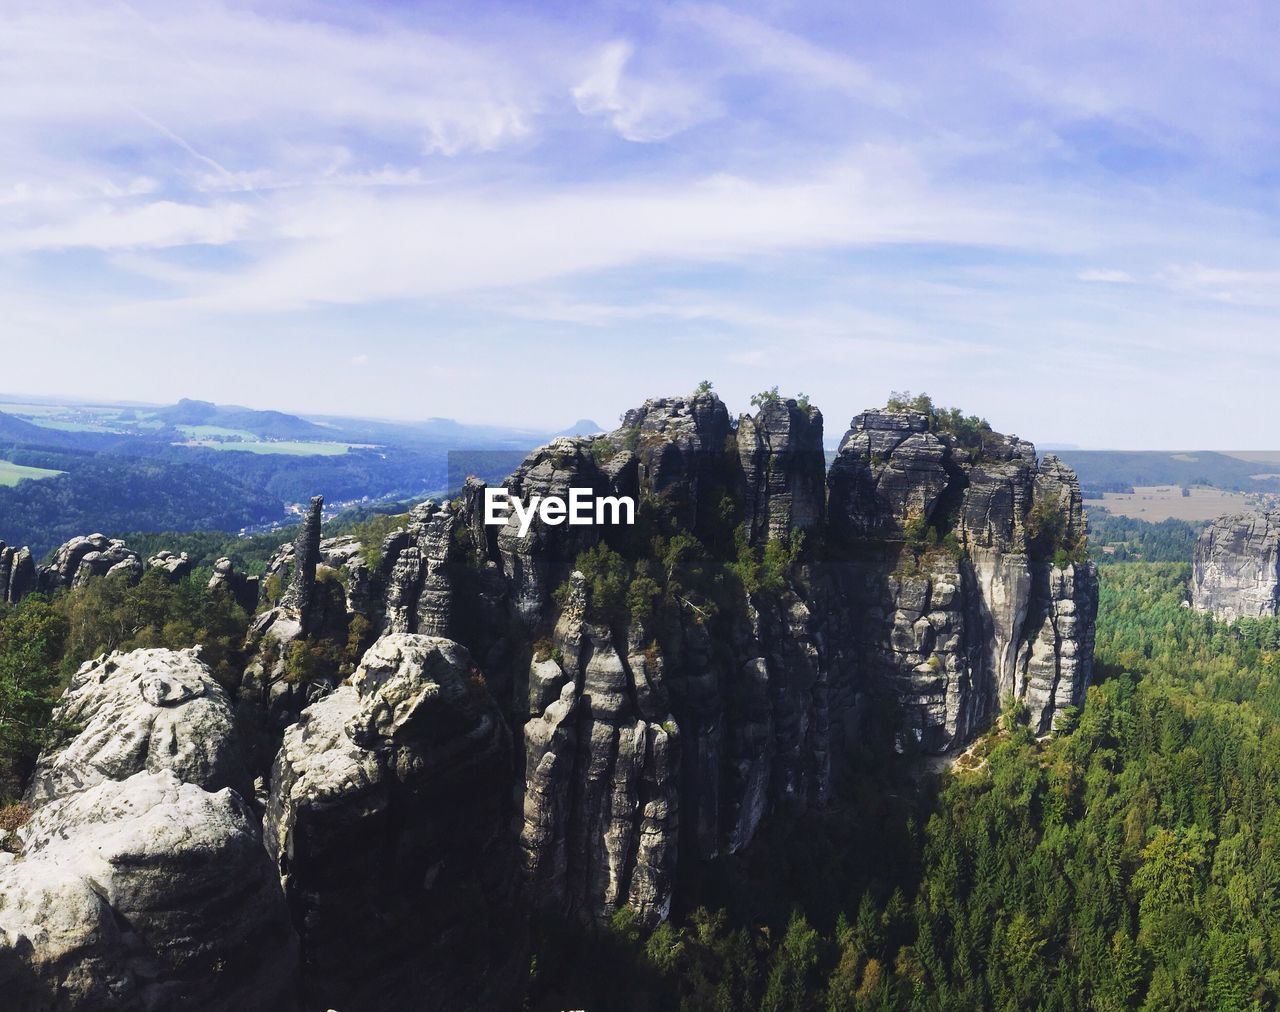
1191,512 -> 1280,621
265,634 -> 524,1011
519,576 -> 681,928
38,534 -> 142,593
1018,561 -> 1098,733
147,549 -> 194,580
618,391 -> 731,535
280,495 -> 323,634
0,771 -> 297,1011
380,501 -> 456,636
25,647 -> 248,808
737,399 -> 825,544
0,542 -> 35,603
208,555 -> 260,613
828,410 -> 949,539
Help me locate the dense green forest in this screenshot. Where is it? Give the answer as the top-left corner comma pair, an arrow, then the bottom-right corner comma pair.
1085,509 -> 1204,563
529,562 -> 1280,1010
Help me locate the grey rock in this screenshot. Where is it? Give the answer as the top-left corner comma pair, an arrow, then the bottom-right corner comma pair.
0,771 -> 297,1011
208,556 -> 259,613
737,399 -> 825,544
147,550 -> 194,580
280,496 -> 323,635
0,542 -> 35,603
828,410 -> 949,539
265,633 -> 524,1011
1191,512 -> 1280,621
38,534 -> 142,593
25,647 -> 248,808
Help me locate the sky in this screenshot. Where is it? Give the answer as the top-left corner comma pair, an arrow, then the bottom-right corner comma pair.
2,0 -> 1280,449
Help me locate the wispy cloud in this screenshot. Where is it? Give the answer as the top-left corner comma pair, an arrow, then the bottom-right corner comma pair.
2,0 -> 1280,447
572,41 -> 720,142
1077,268 -> 1135,284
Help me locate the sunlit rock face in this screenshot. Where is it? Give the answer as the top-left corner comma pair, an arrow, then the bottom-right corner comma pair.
455,394 -> 1099,927
1191,512 -> 1280,621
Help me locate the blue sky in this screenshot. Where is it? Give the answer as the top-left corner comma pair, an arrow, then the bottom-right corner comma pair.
2,0 -> 1279,448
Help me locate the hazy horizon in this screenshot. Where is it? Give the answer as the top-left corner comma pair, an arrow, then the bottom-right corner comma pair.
6,386 -> 1280,455
4,1 -> 1279,449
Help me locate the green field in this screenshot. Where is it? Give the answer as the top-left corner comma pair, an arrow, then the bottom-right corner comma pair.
176,439 -> 363,456
176,425 -> 260,440
0,459 -> 66,487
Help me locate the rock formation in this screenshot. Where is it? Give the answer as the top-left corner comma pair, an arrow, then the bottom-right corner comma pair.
1191,512 -> 1280,621
37,533 -> 142,593
0,772 -> 298,1011
0,542 -> 35,603
208,555 -> 260,613
264,634 -> 524,1011
2,646 -> 296,1010
280,495 -> 324,634
737,398 -> 825,543
476,396 -> 1096,926
147,549 -> 194,580
25,648 -> 249,808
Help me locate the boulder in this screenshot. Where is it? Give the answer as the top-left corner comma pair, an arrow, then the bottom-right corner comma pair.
0,771 -> 298,1011
25,647 -> 249,809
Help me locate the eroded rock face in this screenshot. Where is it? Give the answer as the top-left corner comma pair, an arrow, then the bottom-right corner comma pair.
38,534 -> 142,593
520,573 -> 681,927
0,542 -> 35,604
25,647 -> 248,808
380,501 -> 456,636
208,556 -> 260,613
828,410 -> 950,540
1191,513 -> 1280,621
280,496 -> 324,635
147,550 -> 194,580
265,634 -> 524,1011
737,399 -> 825,544
466,396 -> 1100,929
0,771 -> 297,1011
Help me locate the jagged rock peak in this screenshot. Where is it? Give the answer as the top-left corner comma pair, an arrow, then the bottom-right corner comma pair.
1191,512 -> 1280,621
281,495 -> 323,630
0,541 -> 35,603
737,398 -> 825,544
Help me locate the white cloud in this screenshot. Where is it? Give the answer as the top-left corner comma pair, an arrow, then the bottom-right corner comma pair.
572,41 -> 720,142
674,4 -> 897,106
1077,268 -> 1135,283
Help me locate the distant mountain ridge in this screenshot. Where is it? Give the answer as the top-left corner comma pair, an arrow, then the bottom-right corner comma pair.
158,399 -> 328,439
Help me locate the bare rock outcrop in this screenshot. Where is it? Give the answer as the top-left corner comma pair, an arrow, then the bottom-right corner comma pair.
1191,512 -> 1280,621
25,647 -> 248,808
208,556 -> 260,613
0,541 -> 35,603
38,533 -> 142,593
264,633 -> 524,1011
147,549 -> 194,580
737,398 -> 825,544
0,771 -> 298,1011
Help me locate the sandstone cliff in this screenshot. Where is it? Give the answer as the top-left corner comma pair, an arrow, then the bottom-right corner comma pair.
1191,512 -> 1280,621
